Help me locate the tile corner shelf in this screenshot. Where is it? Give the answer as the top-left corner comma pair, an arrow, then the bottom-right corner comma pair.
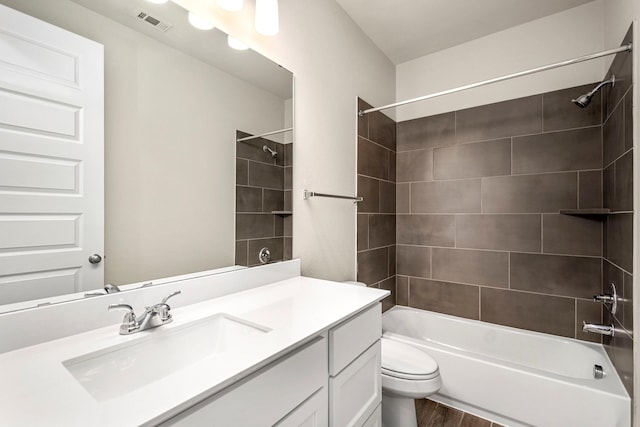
559,208 -> 611,216
272,211 -> 292,216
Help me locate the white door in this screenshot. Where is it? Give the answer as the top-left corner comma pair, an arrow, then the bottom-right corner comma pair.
0,4 -> 104,305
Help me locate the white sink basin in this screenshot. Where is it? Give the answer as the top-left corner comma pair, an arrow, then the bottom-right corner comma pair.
63,313 -> 271,401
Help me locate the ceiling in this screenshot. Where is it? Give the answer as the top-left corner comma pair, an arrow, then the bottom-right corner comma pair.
71,0 -> 293,98
335,0 -> 596,64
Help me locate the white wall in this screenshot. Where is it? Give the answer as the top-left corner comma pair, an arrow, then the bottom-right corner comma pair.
174,0 -> 396,281
603,0 -> 639,417
0,0 -> 287,285
395,1 -> 605,121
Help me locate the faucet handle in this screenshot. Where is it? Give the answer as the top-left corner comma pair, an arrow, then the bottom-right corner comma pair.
161,290 -> 181,305
156,291 -> 181,323
108,303 -> 134,313
593,283 -> 618,315
84,290 -> 106,297
104,283 -> 121,293
108,303 -> 138,334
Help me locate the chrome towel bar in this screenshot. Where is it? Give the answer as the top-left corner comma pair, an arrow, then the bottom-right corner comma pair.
303,189 -> 363,203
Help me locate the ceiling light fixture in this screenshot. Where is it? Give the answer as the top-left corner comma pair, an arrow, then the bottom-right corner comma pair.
146,0 -> 169,4
255,0 -> 279,36
227,35 -> 249,50
188,11 -> 215,30
217,0 -> 243,12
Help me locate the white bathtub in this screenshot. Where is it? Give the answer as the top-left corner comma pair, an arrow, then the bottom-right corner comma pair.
382,306 -> 630,427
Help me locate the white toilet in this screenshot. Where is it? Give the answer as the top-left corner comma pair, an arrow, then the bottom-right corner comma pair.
342,281 -> 441,426
381,337 -> 442,427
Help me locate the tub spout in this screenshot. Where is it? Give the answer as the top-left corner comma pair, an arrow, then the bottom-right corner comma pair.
582,321 -> 615,336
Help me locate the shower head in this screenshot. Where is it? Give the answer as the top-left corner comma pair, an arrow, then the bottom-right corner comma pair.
263,145 -> 277,158
572,93 -> 593,108
572,75 -> 615,108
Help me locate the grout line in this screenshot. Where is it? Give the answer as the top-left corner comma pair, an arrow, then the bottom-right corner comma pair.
395,243 -> 602,259
576,171 -> 580,208
429,247 -> 433,279
540,214 -> 544,254
479,178 -> 483,214
430,148 -> 435,181
454,215 -> 457,248
239,156 -> 288,168
405,275 -> 592,301
358,173 -> 396,185
574,299 -> 578,339
507,252 -> 511,290
400,168 -> 601,184
541,93 -> 545,132
397,209 -> 631,217
604,258 -> 634,277
359,135 -> 396,153
397,144 -> 454,154
454,111 -> 457,144
603,84 -> 633,124
603,146 -> 634,170
408,183 -> 412,214
398,123 -> 603,154
510,137 -> 513,176
431,123 -> 604,149
367,215 -> 370,252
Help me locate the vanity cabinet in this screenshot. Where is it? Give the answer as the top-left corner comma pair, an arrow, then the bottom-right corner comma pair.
162,303 -> 382,427
163,337 -> 328,427
328,305 -> 382,427
275,388 -> 328,427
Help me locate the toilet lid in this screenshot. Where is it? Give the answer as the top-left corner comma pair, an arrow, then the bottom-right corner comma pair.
381,338 -> 439,380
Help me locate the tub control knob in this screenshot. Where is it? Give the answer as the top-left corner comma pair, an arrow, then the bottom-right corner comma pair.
593,283 -> 618,315
258,247 -> 271,264
593,364 -> 605,379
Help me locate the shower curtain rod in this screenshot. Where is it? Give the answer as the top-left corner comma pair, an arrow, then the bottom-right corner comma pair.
359,43 -> 633,116
236,127 -> 293,142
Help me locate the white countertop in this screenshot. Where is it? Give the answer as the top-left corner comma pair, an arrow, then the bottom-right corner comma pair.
0,277 -> 388,426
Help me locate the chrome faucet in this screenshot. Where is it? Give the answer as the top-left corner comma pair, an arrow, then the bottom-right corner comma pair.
593,283 -> 618,315
84,283 -> 122,297
582,321 -> 615,336
108,291 -> 181,335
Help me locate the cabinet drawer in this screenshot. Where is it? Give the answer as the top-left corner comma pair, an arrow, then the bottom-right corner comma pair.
329,341 -> 381,427
275,388 -> 328,427
362,404 -> 381,427
164,337 -> 327,427
329,304 -> 380,376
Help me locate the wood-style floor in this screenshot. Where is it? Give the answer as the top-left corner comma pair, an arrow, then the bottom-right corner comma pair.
415,399 -> 506,427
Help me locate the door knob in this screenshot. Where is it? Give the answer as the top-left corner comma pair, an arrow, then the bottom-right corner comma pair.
88,254 -> 103,264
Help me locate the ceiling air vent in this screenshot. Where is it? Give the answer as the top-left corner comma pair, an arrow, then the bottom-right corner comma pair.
133,9 -> 173,33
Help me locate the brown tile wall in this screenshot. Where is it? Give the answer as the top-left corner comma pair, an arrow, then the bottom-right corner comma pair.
396,82 -> 606,338
357,99 -> 397,311
601,28 -> 634,398
394,30 -> 634,397
235,130 -> 292,266
357,30 -> 634,400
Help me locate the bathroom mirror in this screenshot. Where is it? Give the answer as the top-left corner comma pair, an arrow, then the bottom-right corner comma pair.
0,0 -> 293,313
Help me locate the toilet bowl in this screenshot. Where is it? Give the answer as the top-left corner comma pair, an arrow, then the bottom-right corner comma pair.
381,337 -> 442,427
340,282 -> 441,426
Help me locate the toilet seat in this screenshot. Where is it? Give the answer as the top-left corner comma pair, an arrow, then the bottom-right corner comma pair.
381,338 -> 440,380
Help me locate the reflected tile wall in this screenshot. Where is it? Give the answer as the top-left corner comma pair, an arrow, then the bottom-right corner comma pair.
357,99 -> 397,311
235,130 -> 292,267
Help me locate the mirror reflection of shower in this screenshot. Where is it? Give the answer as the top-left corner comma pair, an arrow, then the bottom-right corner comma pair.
236,127 -> 293,161
263,145 -> 278,158
572,75 -> 615,108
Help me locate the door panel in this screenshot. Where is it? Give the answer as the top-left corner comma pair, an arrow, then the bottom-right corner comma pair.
0,3 -> 103,302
